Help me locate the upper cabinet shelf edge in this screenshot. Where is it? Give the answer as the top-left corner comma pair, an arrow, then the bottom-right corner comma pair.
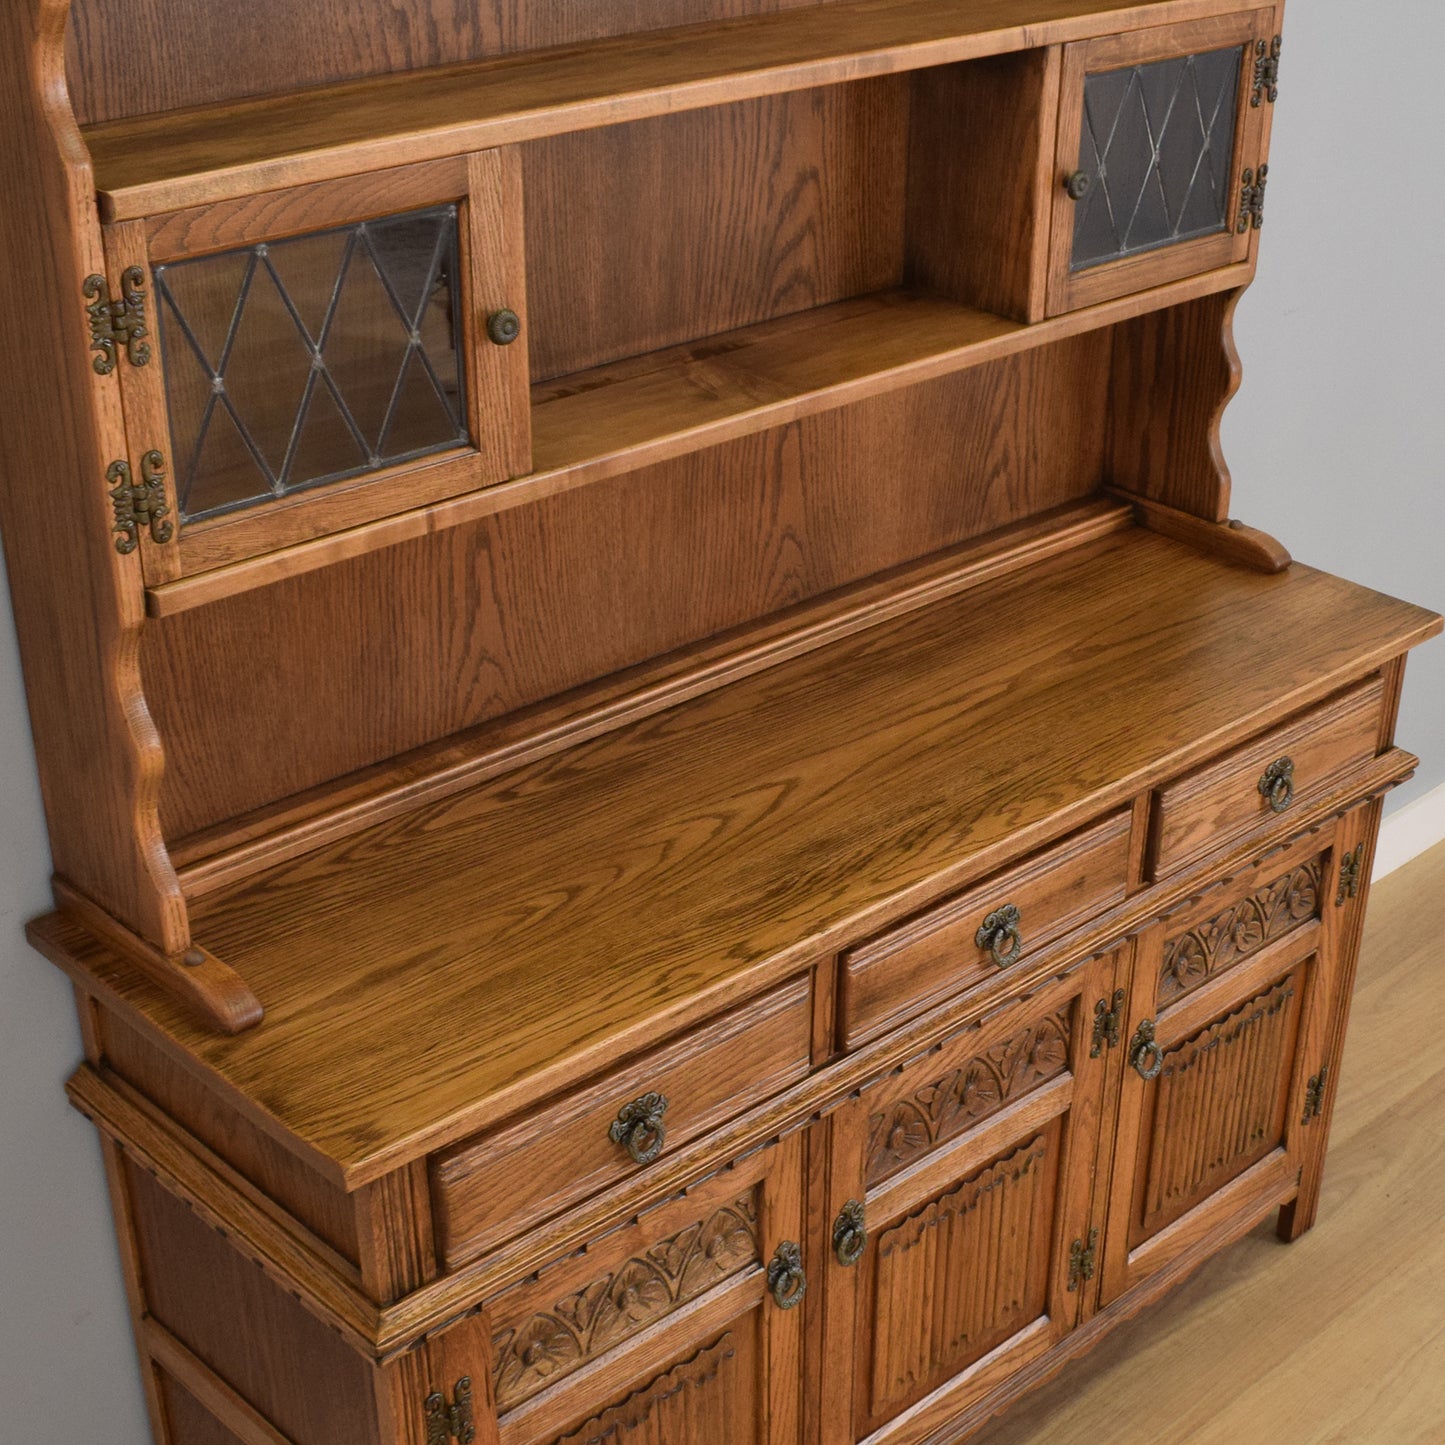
83,0 -> 1272,220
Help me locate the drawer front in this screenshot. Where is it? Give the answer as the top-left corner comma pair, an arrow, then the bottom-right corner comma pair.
431,977 -> 812,1267
840,812 -> 1132,1048
1149,677 -> 1385,880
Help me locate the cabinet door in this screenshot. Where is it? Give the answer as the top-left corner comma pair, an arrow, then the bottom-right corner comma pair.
819,953 -> 1117,1445
100,153 -> 530,583
1099,838 -> 1336,1305
484,1132 -> 806,1445
1046,9 -> 1280,315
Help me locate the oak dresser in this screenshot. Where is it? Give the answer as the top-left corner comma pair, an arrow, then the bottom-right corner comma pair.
2,0 -> 1439,1442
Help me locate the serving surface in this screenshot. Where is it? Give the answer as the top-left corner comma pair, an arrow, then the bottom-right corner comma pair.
32,529 -> 1438,1183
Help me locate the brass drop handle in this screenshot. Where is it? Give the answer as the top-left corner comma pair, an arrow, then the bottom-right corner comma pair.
975,904 -> 1024,970
609,1091 -> 668,1165
1258,756 -> 1296,814
1129,1019 -> 1165,1081
832,1200 -> 867,1267
767,1241 -> 807,1310
1064,170 -> 1093,201
486,308 -> 522,346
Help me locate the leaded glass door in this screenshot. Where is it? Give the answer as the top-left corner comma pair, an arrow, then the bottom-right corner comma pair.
103,152 -> 530,583
1046,10 -> 1281,316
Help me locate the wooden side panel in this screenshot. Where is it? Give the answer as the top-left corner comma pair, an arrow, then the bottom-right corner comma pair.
522,80 -> 908,381
99,1011 -> 360,1262
146,331 -> 1113,838
1107,287 -> 1242,522
905,49 -> 1062,323
0,0 -> 187,950
66,0 -> 859,127
156,1376 -> 253,1445
127,1162 -> 383,1445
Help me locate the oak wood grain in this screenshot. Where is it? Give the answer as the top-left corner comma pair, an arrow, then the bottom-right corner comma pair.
143,332 -> 1114,838
522,81 -> 907,381
142,262 -> 1251,618
80,0 -> 1275,219
170,500 -> 1131,894
841,811 -> 1131,1046
1149,676 -> 1386,879
125,1158 -> 384,1444
1107,289 -> 1246,523
42,533 -> 1441,1186
904,50 -> 1063,324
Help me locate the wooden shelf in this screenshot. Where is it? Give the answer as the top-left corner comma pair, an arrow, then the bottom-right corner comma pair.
144,263 -> 1251,618
85,0 -> 1250,220
37,528 -> 1440,1185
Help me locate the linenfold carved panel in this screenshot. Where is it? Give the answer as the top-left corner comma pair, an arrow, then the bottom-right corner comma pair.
492,1196 -> 759,1411
554,1332 -> 747,1445
1138,976 -> 1298,1238
1159,860 -> 1322,1006
867,1134 -> 1056,1423
866,1012 -> 1071,1186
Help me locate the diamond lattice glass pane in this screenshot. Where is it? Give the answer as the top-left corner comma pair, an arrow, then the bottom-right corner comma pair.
1071,46 -> 1244,272
153,204 -> 469,523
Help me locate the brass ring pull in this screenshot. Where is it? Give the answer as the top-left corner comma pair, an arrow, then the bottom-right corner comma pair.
832,1201 -> 867,1267
1258,756 -> 1296,814
1129,1019 -> 1165,1081
975,904 -> 1024,969
609,1091 -> 668,1165
767,1241 -> 807,1310
1064,170 -> 1093,201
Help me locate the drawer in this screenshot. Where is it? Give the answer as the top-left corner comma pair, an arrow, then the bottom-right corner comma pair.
431,976 -> 812,1267
840,812 -> 1132,1048
1149,677 -> 1385,880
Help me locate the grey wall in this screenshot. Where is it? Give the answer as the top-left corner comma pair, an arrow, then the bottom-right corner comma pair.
1,0 -> 1442,1435
1224,0 -> 1445,809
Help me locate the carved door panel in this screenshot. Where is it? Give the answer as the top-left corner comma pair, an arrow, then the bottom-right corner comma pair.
1046,9 -> 1281,315
99,153 -> 530,586
484,1131 -> 806,1445
1099,836 -> 1340,1305
819,953 -> 1117,1445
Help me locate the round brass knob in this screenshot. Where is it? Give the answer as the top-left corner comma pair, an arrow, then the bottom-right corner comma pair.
1064,170 -> 1093,201
486,308 -> 522,346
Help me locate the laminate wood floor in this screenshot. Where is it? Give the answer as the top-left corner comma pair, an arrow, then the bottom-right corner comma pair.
974,838 -> 1445,1445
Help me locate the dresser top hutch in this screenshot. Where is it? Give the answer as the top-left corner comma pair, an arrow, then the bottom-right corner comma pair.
2,0 -> 1439,1440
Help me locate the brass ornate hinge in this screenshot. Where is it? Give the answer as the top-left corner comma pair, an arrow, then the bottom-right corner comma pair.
84,267 -> 152,374
1067,1229 -> 1099,1292
108,450 -> 174,554
1336,844 -> 1365,906
1238,166 -> 1270,233
424,1377 -> 475,1445
1252,35 -> 1283,107
1302,1067 -> 1329,1124
1090,989 -> 1126,1058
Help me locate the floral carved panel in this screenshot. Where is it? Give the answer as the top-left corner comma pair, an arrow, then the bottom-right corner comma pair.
1159,859 -> 1322,1007
865,1011 -> 1071,1187
492,1195 -> 759,1411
